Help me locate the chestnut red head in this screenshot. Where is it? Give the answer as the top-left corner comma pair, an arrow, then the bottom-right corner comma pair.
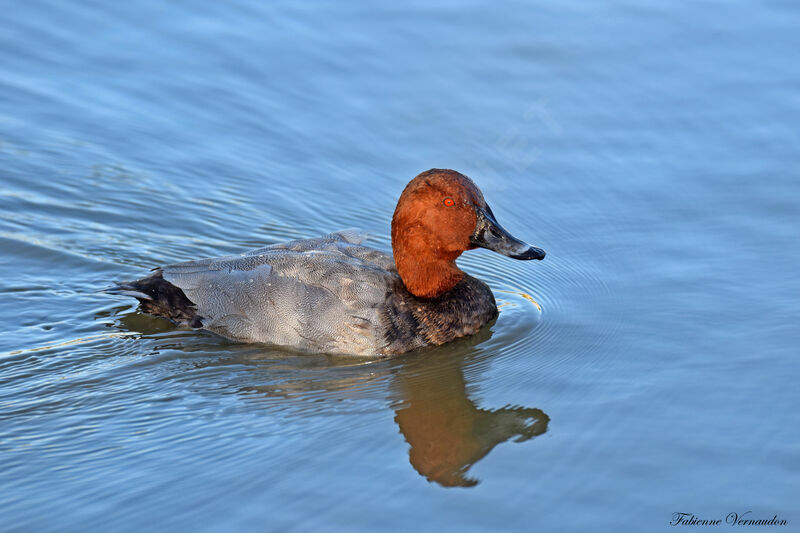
391,169 -> 545,298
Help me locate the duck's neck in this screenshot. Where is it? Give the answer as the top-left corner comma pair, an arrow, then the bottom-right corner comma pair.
393,245 -> 465,299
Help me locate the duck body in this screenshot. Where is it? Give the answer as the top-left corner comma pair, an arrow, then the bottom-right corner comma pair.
111,169 -> 544,356
116,231 -> 497,355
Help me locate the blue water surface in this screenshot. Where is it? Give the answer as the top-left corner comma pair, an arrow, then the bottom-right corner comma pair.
1,1 -> 798,531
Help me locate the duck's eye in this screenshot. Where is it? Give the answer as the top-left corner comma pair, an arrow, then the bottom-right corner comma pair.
443,197 -> 455,207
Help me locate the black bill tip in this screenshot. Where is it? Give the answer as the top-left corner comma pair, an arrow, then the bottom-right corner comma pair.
510,246 -> 546,261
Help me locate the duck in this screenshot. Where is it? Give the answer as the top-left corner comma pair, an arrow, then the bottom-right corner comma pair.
109,169 -> 545,355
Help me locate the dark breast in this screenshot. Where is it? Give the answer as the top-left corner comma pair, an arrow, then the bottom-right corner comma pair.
381,274 -> 498,354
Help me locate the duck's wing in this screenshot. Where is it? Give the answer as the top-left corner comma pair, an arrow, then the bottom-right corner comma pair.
160,238 -> 396,354
244,229 -> 365,254
243,230 -> 395,271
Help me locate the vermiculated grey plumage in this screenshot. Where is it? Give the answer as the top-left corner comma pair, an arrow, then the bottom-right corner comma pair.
110,231 -> 498,355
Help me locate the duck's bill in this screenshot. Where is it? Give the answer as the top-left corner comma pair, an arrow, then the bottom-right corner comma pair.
470,206 -> 546,260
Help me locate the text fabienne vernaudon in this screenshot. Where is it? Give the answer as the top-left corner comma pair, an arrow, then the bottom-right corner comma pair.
671,512 -> 788,527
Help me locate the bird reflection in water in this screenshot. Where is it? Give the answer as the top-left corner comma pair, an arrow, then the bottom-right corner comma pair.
393,350 -> 548,487
108,307 -> 549,488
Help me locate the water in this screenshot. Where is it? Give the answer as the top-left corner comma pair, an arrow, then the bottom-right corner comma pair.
1,1 -> 798,531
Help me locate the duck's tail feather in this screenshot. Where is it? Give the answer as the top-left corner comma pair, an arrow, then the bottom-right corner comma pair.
105,271 -> 201,327
104,282 -> 153,301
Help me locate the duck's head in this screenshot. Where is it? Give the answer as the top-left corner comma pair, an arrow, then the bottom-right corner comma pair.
391,169 -> 545,299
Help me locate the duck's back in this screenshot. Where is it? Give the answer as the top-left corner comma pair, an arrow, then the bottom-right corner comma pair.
160,231 -> 398,354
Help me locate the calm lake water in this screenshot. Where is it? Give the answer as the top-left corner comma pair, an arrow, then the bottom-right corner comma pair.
1,1 -> 799,531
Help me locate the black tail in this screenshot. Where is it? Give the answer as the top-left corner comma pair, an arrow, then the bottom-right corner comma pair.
107,270 -> 201,327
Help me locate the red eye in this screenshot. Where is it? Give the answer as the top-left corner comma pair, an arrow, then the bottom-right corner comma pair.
443,197 -> 455,207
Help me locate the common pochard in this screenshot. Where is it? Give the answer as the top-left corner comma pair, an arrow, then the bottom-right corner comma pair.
110,169 -> 545,355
